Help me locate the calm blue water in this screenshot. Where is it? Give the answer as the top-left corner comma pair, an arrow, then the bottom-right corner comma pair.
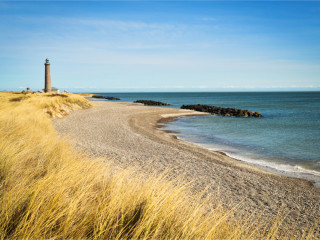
96,92 -> 320,178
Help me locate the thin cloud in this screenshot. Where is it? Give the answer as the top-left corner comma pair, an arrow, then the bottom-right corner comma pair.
17,16 -> 187,32
76,19 -> 182,32
201,17 -> 216,22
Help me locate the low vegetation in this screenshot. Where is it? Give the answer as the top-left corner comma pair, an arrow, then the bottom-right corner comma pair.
0,92 -> 313,239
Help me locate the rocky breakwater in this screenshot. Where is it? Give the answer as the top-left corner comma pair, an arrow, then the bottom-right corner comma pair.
181,104 -> 263,117
134,100 -> 170,106
92,95 -> 120,100
105,97 -> 120,100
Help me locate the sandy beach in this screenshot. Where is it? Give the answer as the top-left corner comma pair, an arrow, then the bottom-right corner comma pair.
53,99 -> 320,234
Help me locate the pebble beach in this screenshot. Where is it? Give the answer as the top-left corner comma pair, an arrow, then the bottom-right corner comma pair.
53,99 -> 320,235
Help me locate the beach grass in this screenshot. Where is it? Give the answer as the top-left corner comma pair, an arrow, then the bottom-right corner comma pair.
0,92 -> 314,239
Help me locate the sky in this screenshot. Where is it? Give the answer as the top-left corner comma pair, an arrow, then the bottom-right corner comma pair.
0,1 -> 320,92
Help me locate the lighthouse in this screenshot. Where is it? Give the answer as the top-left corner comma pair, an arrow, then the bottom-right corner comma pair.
44,58 -> 51,93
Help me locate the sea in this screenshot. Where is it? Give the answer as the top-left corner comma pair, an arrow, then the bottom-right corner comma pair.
95,92 -> 320,186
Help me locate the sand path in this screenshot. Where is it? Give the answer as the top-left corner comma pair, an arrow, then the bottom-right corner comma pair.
53,99 -> 320,234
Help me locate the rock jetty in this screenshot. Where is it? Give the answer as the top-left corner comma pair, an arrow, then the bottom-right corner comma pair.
104,97 -> 120,100
92,95 -> 120,100
180,104 -> 263,117
134,100 -> 170,106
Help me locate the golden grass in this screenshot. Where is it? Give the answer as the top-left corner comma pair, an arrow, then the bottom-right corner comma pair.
0,92 -> 314,239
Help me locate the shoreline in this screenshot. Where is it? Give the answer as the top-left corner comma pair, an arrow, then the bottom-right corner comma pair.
157,111 -> 320,188
83,98 -> 320,189
53,99 -> 320,234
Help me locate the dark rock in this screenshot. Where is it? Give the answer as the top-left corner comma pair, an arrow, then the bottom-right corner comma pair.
104,97 -> 120,100
92,95 -> 120,100
180,104 -> 263,118
253,111 -> 263,117
134,100 -> 170,106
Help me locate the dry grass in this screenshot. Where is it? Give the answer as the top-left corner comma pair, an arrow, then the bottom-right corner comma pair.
0,92 -> 314,239
74,93 -> 94,97
6,92 -> 92,118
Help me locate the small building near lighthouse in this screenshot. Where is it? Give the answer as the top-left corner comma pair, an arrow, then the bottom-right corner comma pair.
51,87 -> 60,93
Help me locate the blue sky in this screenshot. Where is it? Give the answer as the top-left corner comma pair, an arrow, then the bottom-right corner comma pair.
0,1 -> 319,92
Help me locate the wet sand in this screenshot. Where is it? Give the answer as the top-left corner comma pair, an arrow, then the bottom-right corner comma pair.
53,99 -> 320,235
